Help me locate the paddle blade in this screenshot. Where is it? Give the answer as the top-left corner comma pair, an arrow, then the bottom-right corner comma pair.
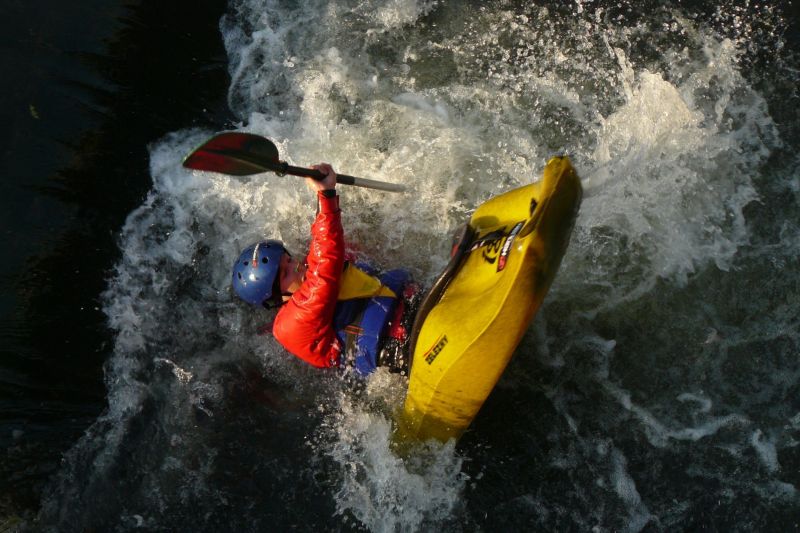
183,132 -> 280,176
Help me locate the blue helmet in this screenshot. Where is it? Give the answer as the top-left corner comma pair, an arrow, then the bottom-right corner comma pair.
232,240 -> 287,307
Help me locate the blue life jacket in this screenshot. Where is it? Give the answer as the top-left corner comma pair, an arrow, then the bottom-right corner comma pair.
333,266 -> 410,375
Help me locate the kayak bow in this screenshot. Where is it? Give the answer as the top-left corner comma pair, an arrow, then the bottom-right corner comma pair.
397,156 -> 582,442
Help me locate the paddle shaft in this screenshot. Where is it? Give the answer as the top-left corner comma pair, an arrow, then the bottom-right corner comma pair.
278,162 -> 406,193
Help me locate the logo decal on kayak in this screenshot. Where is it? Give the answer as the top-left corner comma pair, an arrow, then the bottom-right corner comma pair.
477,235 -> 503,265
424,334 -> 448,364
471,221 -> 524,272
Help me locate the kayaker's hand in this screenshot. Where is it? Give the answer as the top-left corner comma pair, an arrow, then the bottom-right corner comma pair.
308,163 -> 337,192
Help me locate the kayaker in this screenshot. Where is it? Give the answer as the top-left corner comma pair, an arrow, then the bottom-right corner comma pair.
231,163 -> 419,375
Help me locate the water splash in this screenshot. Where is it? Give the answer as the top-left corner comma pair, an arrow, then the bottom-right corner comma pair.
38,0 -> 799,530
317,370 -> 467,532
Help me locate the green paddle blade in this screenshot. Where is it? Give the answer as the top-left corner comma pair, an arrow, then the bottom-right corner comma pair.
183,132 -> 280,176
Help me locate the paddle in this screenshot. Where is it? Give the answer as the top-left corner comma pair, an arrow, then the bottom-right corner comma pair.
183,132 -> 406,193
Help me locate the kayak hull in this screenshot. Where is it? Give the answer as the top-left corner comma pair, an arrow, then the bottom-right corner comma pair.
397,156 -> 582,442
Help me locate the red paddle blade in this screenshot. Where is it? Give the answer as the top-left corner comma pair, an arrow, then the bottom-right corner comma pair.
183,132 -> 280,176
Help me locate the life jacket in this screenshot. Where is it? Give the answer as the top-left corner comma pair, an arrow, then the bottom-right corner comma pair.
333,263 -> 410,375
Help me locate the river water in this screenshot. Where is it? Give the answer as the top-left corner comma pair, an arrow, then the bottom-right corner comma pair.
3,0 -> 799,531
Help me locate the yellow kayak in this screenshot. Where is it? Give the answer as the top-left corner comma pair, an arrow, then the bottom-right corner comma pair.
397,156 -> 582,442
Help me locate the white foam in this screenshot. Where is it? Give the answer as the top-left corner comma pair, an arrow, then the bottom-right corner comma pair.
155,358 -> 194,384
750,429 -> 781,473
322,371 -> 466,531
677,393 -> 712,414
605,383 -> 749,447
611,448 -> 652,532
211,2 -> 781,526
756,480 -> 797,502
79,0 -> 790,529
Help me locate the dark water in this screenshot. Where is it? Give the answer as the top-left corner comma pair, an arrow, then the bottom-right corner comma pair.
2,0 -> 799,531
0,0 -> 231,523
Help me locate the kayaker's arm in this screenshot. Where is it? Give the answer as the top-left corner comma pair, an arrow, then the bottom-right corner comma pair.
272,174 -> 345,368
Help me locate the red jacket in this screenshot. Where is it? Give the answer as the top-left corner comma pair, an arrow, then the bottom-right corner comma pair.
272,192 -> 345,367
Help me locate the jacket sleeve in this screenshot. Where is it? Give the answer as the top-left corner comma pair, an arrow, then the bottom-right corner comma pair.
272,192 -> 345,368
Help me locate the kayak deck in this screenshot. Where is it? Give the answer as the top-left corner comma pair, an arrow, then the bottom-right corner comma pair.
397,156 -> 582,442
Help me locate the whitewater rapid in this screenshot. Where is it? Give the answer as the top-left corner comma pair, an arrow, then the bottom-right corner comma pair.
37,1 -> 798,531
